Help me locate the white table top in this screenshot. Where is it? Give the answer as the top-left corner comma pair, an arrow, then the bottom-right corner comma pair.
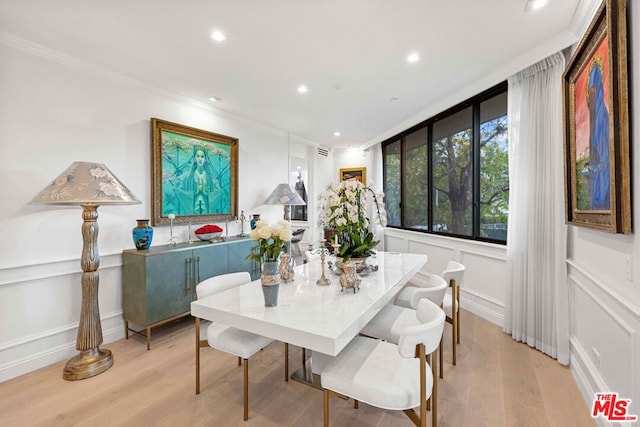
191,251 -> 427,356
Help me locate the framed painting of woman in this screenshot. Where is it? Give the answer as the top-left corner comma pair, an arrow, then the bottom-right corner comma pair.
562,0 -> 630,233
151,118 -> 238,226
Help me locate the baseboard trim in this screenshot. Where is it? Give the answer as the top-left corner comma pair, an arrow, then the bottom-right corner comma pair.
0,314 -> 125,383
461,293 -> 504,328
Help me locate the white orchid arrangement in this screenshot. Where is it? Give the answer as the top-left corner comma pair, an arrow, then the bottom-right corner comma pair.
319,179 -> 387,260
246,220 -> 292,263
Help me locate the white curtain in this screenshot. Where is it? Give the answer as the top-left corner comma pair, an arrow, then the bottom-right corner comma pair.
504,51 -> 569,365
367,143 -> 386,249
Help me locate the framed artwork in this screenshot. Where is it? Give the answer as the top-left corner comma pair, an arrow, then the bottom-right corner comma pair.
151,118 -> 238,226
562,0 -> 630,233
339,167 -> 366,183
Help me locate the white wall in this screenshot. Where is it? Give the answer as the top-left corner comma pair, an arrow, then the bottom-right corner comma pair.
333,147 -> 372,185
0,38 -> 297,381
566,2 -> 640,424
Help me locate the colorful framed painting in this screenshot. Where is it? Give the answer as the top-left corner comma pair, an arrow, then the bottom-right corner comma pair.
339,167 -> 366,184
151,118 -> 238,226
562,0 -> 630,233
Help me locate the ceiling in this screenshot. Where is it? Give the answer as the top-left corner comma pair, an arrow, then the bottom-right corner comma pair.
0,0 -> 594,149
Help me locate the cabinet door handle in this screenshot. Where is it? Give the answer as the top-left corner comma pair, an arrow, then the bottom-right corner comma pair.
195,256 -> 200,287
186,258 -> 192,294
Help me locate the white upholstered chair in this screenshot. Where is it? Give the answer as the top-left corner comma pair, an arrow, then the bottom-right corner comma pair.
394,261 -> 466,367
194,271 -> 289,421
321,299 -> 445,427
362,274 -> 448,378
393,274 -> 447,311
441,261 -> 465,366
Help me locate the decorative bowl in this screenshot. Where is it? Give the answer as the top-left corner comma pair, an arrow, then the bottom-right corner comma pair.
196,231 -> 223,241
329,258 -> 378,276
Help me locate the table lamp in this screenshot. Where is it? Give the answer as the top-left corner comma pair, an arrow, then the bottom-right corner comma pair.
263,183 -> 306,220
32,162 -> 140,380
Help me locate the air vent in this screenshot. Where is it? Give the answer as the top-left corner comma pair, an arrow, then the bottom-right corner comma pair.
317,147 -> 329,157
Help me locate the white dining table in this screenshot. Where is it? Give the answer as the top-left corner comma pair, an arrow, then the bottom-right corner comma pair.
191,251 -> 427,377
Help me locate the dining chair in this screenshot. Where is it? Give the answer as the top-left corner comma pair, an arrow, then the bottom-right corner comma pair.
194,271 -> 289,421
395,261 -> 466,367
441,261 -> 465,366
362,274 -> 448,378
321,298 -> 445,427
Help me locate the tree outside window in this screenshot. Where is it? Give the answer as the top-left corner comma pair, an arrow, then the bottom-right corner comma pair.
382,82 -> 508,243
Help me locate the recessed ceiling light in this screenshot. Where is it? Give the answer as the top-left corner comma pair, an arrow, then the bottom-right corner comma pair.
208,96 -> 222,102
211,31 -> 226,42
407,53 -> 419,63
297,85 -> 308,93
334,132 -> 341,137
525,0 -> 547,12
390,97 -> 398,102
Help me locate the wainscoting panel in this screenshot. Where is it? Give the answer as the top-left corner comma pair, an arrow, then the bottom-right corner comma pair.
384,234 -> 407,253
567,260 -> 640,426
0,253 -> 126,382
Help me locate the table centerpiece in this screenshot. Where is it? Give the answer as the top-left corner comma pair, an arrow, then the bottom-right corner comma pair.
318,179 -> 386,265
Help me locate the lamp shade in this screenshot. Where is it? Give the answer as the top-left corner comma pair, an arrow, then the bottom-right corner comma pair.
263,183 -> 306,206
32,162 -> 140,205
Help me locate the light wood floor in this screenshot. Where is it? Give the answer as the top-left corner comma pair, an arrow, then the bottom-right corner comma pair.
0,309 -> 594,427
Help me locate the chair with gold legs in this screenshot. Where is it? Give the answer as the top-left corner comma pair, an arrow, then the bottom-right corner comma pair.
322,299 -> 445,427
441,261 -> 465,366
194,271 -> 289,421
362,274 -> 448,378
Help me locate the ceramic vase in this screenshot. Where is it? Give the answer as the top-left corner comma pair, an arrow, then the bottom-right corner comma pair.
132,219 -> 153,250
261,261 -> 280,306
250,214 -> 261,230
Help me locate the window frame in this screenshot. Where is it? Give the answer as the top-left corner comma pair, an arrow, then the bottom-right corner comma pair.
382,81 -> 508,245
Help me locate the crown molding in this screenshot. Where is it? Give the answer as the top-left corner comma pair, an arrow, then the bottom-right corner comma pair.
569,0 -> 603,39
0,31 -> 318,144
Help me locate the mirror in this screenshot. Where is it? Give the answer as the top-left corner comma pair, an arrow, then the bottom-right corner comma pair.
290,157 -> 308,221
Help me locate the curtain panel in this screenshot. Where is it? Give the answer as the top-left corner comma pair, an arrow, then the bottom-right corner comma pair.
504,52 -> 569,364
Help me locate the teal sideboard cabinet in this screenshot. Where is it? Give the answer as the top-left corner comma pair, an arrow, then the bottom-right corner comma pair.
122,237 -> 257,349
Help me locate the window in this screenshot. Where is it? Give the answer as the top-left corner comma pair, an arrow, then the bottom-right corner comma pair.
382,82 -> 508,243
432,107 -> 473,236
405,128 -> 429,229
479,92 -> 508,240
383,140 -> 401,227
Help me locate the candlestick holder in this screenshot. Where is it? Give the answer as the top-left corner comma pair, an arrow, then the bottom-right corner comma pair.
167,215 -> 177,246
331,242 -> 340,257
236,210 -> 248,237
311,239 -> 331,286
